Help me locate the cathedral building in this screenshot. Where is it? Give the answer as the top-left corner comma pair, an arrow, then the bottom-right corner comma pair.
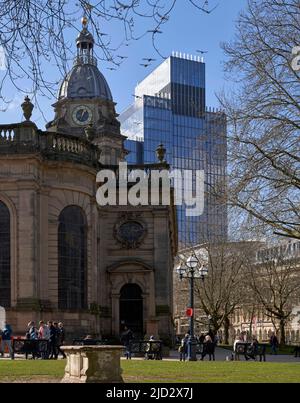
0,20 -> 177,340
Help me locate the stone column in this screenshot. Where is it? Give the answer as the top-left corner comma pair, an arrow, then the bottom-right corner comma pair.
111,291 -> 120,336
61,346 -> 124,383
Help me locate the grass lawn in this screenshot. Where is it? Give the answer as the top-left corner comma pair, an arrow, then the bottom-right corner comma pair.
0,360 -> 300,383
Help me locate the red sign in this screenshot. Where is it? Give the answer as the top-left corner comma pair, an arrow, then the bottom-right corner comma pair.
186,308 -> 193,317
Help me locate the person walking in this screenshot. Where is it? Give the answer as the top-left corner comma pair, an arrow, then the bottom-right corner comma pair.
120,326 -> 134,359
57,322 -> 66,359
38,321 -> 50,359
26,321 -> 39,359
179,334 -> 189,362
48,321 -> 58,359
0,322 -> 14,360
270,332 -> 279,355
200,335 -> 215,361
27,322 -> 38,340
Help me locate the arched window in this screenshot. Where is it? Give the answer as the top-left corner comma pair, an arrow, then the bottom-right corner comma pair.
58,206 -> 87,309
0,201 -> 10,307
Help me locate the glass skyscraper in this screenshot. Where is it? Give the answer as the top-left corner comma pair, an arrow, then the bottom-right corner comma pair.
119,53 -> 227,247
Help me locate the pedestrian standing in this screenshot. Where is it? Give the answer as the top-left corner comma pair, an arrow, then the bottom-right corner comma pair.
270,332 -> 279,355
200,335 -> 215,361
120,326 -> 134,359
57,322 -> 66,359
0,322 -> 14,360
38,321 -> 50,359
26,321 -> 39,359
48,321 -> 58,359
27,322 -> 38,340
179,334 -> 189,362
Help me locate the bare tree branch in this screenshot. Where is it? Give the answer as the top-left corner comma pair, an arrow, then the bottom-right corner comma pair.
0,0 -> 218,103
219,0 -> 300,240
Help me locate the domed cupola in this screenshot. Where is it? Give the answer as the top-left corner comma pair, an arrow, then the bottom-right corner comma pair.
47,17 -> 126,166
58,17 -> 113,101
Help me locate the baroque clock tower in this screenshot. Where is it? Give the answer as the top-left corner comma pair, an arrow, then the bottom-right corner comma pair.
46,17 -> 126,165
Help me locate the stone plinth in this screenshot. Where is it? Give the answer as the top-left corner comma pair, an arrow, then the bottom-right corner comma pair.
61,346 -> 124,383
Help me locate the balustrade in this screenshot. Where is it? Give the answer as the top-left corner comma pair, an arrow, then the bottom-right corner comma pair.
0,127 -> 15,142
0,124 -> 100,167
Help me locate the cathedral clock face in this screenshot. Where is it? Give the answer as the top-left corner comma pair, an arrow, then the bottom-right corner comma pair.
72,105 -> 93,126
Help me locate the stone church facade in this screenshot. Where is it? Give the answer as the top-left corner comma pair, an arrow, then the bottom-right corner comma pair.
0,20 -> 177,340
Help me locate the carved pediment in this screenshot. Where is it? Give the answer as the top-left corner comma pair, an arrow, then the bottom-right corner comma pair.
107,260 -> 154,274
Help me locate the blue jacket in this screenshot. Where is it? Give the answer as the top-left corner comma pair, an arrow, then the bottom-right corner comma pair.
1,325 -> 12,340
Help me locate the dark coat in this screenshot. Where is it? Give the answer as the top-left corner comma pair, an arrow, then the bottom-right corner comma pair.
49,326 -> 59,343
203,341 -> 215,355
1,325 -> 12,340
121,329 -> 134,346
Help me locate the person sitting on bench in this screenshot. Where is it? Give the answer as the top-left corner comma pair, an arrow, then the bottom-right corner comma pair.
245,337 -> 259,361
145,336 -> 160,360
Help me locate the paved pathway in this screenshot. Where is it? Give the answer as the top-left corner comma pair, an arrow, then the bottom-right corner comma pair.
168,347 -> 300,363
1,347 -> 299,363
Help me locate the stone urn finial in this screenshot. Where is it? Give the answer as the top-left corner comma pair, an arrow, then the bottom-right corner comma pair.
85,124 -> 94,141
21,96 -> 34,121
156,143 -> 167,163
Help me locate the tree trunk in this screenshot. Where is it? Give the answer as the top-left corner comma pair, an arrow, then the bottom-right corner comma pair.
279,319 -> 286,346
224,317 -> 230,345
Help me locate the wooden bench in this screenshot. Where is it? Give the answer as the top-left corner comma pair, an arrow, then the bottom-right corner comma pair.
129,340 -> 163,360
13,339 -> 49,359
234,342 -> 266,361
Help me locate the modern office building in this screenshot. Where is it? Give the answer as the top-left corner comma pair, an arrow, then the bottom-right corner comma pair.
119,53 -> 228,247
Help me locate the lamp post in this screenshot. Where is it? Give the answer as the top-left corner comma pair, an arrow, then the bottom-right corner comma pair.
177,255 -> 208,361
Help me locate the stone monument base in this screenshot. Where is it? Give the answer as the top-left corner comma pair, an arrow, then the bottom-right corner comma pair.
61,346 -> 124,383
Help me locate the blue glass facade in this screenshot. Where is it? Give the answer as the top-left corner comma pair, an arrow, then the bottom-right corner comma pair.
119,54 -> 227,247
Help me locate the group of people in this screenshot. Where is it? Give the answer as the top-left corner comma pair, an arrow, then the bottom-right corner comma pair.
0,320 -> 67,360
233,331 -> 280,360
178,332 -> 217,361
25,321 -> 66,359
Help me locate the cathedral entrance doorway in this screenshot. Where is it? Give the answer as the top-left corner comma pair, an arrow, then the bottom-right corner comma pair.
119,284 -> 143,337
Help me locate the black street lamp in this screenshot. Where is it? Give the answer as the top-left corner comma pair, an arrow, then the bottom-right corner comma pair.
177,255 -> 208,361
